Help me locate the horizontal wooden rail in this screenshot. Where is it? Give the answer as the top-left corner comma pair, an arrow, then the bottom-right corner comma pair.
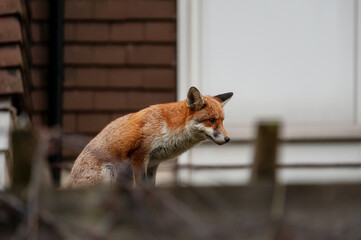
53,162 -> 361,171
229,125 -> 361,143
176,163 -> 361,170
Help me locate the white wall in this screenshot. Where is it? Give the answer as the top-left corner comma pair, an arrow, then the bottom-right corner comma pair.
177,0 -> 361,185
201,0 -> 356,125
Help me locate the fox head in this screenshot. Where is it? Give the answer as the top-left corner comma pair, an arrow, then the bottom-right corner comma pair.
186,86 -> 233,145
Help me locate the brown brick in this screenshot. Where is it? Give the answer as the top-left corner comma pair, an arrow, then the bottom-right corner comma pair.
0,69 -> 23,94
31,90 -> 48,112
145,23 -> 175,42
147,91 -> 175,103
110,23 -> 143,42
63,68 -> 177,89
110,112 -> 127,121
143,69 -> 175,89
93,0 -> 175,20
126,1 -> 176,19
77,114 -> 110,133
94,46 -> 126,65
63,114 -> 76,132
127,45 -> 175,65
107,69 -> 143,88
0,17 -> 22,43
31,68 -> 47,87
0,45 -> 22,67
64,45 -> 92,64
64,0 -> 93,20
63,22 -> 175,43
64,45 -> 126,65
64,67 -> 108,87
127,91 -> 175,109
125,91 -> 149,109
64,68 -> 175,89
63,68 -> 75,87
31,45 -> 48,66
93,1 -> 126,20
0,0 -> 21,15
31,23 -> 48,42
30,0 -> 49,20
94,91 -> 174,111
63,90 -> 93,110
65,23 -> 109,42
64,23 -> 75,42
94,91 -> 128,110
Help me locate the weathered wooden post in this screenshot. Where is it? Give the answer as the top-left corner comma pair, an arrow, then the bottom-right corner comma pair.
250,121 -> 280,184
11,126 -> 54,239
250,121 -> 284,240
11,128 -> 37,188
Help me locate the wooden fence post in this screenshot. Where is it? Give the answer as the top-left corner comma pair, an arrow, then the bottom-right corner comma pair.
251,121 -> 280,184
11,128 -> 37,188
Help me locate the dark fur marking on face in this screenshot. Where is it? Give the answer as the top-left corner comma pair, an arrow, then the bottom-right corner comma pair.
213,129 -> 220,138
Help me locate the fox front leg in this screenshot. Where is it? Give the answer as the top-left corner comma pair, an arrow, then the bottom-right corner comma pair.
146,164 -> 159,187
131,151 -> 148,186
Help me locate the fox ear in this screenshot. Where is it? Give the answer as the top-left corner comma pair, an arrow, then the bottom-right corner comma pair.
186,87 -> 205,111
214,92 -> 233,106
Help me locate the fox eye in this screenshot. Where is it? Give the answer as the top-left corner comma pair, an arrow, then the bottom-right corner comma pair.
209,118 -> 216,124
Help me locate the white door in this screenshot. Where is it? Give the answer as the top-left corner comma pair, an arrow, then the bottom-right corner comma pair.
177,0 -> 361,185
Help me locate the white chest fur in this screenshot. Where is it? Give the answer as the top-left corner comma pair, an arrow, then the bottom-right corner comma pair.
149,123 -> 204,164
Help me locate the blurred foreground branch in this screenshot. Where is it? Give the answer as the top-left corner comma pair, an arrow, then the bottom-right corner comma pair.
2,125 -> 361,239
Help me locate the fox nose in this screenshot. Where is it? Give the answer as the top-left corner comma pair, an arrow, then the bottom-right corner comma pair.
224,137 -> 230,143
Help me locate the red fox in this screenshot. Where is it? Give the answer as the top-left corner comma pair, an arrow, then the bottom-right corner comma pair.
65,87 -> 233,188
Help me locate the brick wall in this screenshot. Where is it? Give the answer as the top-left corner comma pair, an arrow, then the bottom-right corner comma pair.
0,0 -> 31,100
29,0 -> 177,162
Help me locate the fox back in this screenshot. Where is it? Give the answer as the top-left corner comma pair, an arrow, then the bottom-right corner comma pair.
65,87 -> 233,188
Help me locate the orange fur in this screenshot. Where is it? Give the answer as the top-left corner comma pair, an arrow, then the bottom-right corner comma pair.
160,101 -> 190,132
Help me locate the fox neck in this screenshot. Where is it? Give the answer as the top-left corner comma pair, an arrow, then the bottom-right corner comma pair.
149,125 -> 205,164
162,101 -> 206,146
149,104 -> 206,163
